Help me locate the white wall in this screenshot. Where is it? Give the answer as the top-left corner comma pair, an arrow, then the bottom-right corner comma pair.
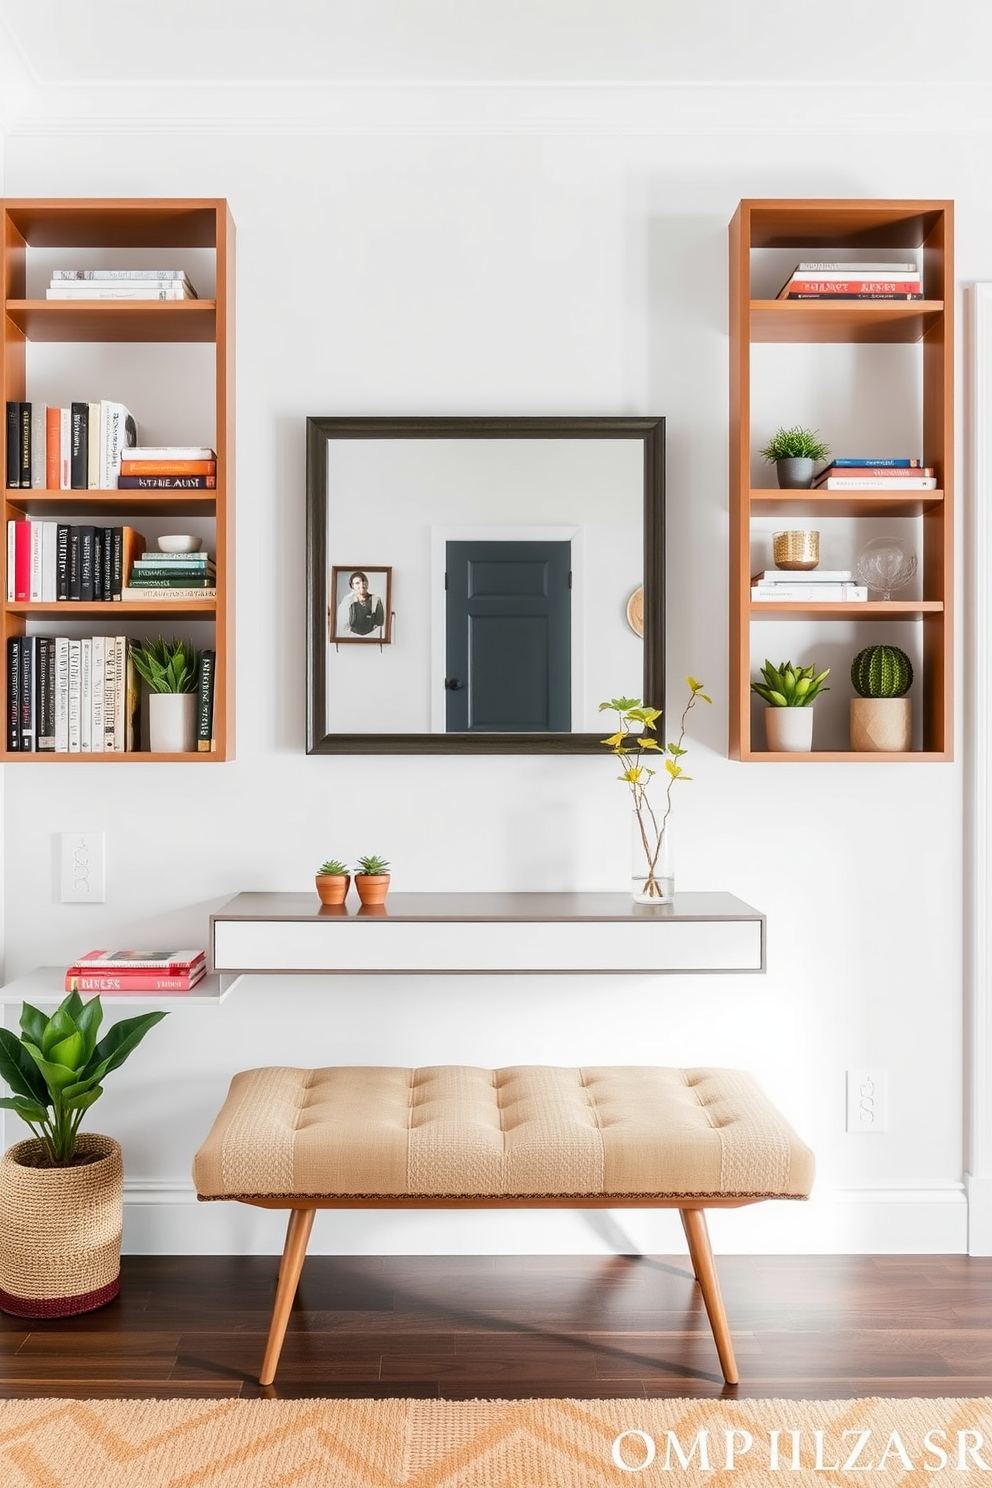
0,75 -> 979,1255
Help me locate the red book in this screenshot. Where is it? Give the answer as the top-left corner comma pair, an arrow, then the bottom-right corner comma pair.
11,519 -> 31,602
780,279 -> 923,298
45,406 -> 60,489
120,459 -> 216,476
67,947 -> 206,973
65,968 -> 207,993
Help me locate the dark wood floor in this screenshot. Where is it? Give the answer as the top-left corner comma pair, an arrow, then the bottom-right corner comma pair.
1,1254 -> 991,1400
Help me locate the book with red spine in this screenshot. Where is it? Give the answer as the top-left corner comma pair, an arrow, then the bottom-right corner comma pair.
779,280 -> 923,299
119,459 -> 216,476
10,519 -> 31,602
45,406 -> 60,488
66,947 -> 206,972
65,968 -> 207,993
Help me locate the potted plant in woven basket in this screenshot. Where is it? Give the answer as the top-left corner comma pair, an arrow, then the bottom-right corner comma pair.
0,991 -> 167,1318
849,643 -> 913,752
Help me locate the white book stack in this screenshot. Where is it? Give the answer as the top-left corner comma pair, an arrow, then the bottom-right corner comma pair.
751,569 -> 868,603
46,269 -> 197,301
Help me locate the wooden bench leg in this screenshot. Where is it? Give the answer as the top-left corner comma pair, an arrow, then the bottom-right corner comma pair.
259,1207 -> 316,1386
679,1207 -> 739,1386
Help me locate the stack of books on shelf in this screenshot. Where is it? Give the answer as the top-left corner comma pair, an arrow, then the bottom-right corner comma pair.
6,634 -> 137,753
751,569 -> 867,603
813,458 -> 936,491
118,446 -> 217,492
64,948 -> 207,995
7,521 -> 144,602
46,269 -> 197,301
6,399 -> 136,489
776,262 -> 923,301
122,547 -> 216,602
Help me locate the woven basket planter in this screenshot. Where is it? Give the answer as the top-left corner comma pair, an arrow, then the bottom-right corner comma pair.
0,1133 -> 123,1318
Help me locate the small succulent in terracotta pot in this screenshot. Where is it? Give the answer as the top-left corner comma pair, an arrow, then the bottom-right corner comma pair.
354,855 -> 391,907
315,859 -> 351,907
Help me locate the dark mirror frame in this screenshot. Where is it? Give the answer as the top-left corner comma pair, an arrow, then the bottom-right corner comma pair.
306,415 -> 665,754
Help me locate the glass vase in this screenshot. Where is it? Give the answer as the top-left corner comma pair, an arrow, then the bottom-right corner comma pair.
631,803 -> 674,904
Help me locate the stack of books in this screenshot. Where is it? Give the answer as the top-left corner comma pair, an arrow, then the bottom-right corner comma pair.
813,458 -> 936,491
7,521 -> 144,602
118,446 -> 217,492
46,270 -> 197,301
776,262 -> 922,301
122,548 -> 216,602
64,948 -> 207,994
751,569 -> 868,603
6,399 -> 136,489
7,634 -> 137,752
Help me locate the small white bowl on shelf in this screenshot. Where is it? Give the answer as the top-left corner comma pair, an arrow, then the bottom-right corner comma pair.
157,535 -> 202,553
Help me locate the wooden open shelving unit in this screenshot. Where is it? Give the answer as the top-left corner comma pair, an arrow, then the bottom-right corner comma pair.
729,198 -> 953,762
0,197 -> 235,760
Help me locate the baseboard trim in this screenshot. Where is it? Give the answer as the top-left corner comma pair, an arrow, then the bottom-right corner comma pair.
121,1182 -> 968,1256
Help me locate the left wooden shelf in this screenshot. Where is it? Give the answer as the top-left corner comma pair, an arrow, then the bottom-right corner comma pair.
1,197 -> 235,761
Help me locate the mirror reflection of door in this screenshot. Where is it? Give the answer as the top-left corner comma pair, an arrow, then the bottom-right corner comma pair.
445,540 -> 571,732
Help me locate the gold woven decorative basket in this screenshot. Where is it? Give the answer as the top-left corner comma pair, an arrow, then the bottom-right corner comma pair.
772,530 -> 819,571
0,1133 -> 123,1318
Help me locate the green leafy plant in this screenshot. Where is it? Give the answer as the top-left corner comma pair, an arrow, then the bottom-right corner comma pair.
751,659 -> 830,708
129,636 -> 200,694
599,677 -> 711,901
0,993 -> 167,1167
354,855 -> 390,876
851,644 -> 913,699
317,859 -> 349,876
759,426 -> 831,463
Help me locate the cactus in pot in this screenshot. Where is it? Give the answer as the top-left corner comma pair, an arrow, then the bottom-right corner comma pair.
850,644 -> 913,753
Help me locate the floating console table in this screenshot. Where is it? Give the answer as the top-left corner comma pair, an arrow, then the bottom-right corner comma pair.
210,891 -> 766,976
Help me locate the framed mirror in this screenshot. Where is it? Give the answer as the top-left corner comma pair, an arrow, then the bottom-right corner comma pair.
306,415 -> 665,754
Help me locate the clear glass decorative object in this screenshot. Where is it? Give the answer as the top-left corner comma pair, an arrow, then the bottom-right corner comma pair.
855,536 -> 918,601
631,805 -> 674,904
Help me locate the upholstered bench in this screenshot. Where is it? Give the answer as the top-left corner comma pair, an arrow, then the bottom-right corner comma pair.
192,1065 -> 814,1386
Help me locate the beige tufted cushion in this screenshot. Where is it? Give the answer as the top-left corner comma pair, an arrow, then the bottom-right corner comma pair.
193,1066 -> 814,1203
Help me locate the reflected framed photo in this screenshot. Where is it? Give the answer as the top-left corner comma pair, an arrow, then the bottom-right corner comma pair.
329,565 -> 393,644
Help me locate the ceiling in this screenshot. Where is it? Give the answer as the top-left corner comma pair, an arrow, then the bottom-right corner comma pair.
1,1 -> 991,133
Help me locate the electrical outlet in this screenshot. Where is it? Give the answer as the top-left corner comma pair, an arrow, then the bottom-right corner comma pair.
60,832 -> 106,904
846,1068 -> 888,1133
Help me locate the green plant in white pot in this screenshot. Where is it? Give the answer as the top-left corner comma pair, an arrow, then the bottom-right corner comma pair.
759,425 -> 830,490
130,636 -> 201,754
751,659 -> 830,754
0,991 -> 167,1317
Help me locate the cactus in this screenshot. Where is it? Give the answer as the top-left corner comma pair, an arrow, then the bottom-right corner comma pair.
850,644 -> 913,698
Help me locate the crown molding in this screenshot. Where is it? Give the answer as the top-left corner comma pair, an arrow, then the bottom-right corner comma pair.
5,81 -> 992,138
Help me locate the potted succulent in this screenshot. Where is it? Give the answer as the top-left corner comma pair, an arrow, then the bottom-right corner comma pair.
354,854 -> 391,907
751,659 -> 830,753
850,644 -> 913,752
315,858 -> 351,907
129,635 -> 201,754
0,991 -> 167,1317
759,425 -> 831,489
600,677 -> 711,903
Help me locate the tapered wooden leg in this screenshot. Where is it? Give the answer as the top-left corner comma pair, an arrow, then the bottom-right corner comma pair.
259,1207 -> 316,1386
680,1207 -> 739,1385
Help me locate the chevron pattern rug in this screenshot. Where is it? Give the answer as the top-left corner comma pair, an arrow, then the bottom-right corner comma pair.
2,1395 -> 992,1486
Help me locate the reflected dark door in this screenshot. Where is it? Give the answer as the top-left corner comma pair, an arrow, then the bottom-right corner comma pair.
445,541 -> 571,732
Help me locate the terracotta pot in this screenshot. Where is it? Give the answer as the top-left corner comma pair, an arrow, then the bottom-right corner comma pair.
315,873 -> 350,907
850,697 -> 911,752
0,1134 -> 123,1318
355,873 -> 390,907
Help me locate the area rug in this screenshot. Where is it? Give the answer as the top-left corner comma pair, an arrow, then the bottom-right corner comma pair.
3,1396 -> 992,1487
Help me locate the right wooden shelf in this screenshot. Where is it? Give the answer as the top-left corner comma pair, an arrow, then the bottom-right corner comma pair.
729,198 -> 953,762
